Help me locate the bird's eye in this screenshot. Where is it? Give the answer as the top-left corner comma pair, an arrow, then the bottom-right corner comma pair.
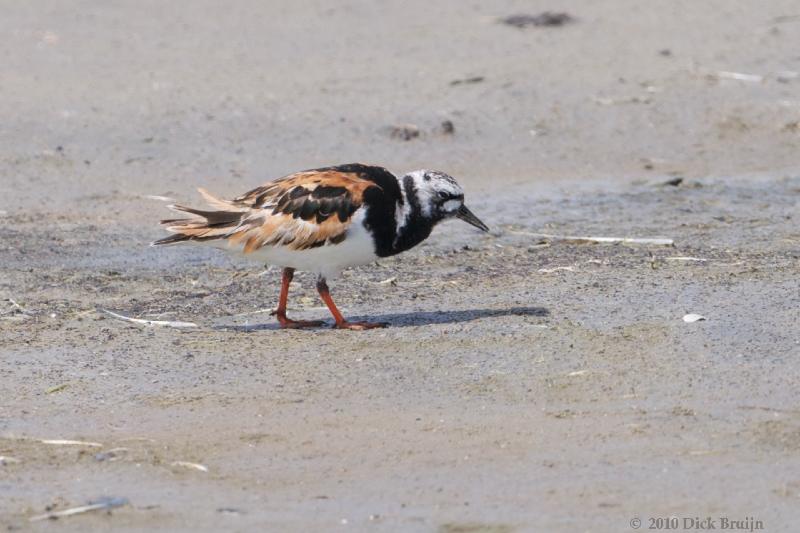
437,191 -> 448,199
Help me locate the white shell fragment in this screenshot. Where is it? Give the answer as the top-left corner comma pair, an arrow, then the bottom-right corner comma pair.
506,230 -> 674,246
170,460 -> 209,472
29,497 -> 129,522
101,309 -> 198,329
682,313 -> 707,323
537,266 -> 576,274
40,439 -> 103,447
714,71 -> 764,83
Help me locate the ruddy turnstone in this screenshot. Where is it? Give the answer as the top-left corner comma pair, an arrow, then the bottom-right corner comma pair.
153,163 -> 488,330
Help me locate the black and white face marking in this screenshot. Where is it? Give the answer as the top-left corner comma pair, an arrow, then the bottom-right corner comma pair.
405,169 -> 465,218
398,169 -> 489,234
389,168 -> 489,255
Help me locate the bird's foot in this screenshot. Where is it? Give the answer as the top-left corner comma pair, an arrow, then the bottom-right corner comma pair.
333,321 -> 389,330
277,318 -> 326,329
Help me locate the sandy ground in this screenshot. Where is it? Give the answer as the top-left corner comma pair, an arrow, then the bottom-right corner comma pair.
2,1 -> 800,532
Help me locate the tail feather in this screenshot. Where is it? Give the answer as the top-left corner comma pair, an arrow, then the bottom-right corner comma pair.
198,187 -> 245,211
166,204 -> 242,226
152,191 -> 245,246
152,233 -> 194,246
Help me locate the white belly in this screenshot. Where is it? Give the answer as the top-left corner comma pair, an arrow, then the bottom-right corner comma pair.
208,213 -> 378,279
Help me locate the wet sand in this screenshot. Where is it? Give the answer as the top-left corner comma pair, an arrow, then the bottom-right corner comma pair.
2,1 -> 800,531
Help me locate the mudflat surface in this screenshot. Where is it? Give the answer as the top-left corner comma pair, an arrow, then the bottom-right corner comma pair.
2,1 -> 800,532
3,177 -> 800,531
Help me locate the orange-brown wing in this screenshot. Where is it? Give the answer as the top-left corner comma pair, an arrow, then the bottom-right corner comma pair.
224,169 -> 380,252
231,169 -> 375,210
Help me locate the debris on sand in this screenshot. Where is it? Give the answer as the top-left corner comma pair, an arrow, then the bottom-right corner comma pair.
708,71 -> 764,83
387,121 -> 455,139
586,236 -> 674,245
46,383 -> 70,394
666,257 -> 707,263
527,241 -> 551,252
782,121 -> 800,132
682,313 -> 706,323
29,497 -> 129,522
231,307 -> 277,317
217,507 -> 246,515
508,230 -> 674,246
170,460 -> 209,472
592,95 -> 652,106
143,194 -> 176,202
0,456 -> 21,465
438,120 -> 455,135
388,124 -> 420,141
538,266 -> 576,274
1,298 -> 32,321
93,448 -> 129,462
40,439 -> 103,447
449,76 -> 484,86
660,177 -> 684,187
500,12 -> 575,28
101,309 -> 198,329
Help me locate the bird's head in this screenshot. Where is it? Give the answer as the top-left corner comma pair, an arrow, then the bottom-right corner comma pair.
404,170 -> 489,232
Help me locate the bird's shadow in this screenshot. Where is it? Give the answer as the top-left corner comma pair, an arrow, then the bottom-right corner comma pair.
216,306 -> 548,332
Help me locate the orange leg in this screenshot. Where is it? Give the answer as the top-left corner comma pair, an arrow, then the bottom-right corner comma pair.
272,268 -> 325,329
316,277 -> 388,330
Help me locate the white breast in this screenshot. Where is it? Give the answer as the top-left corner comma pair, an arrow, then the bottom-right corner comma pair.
207,209 -> 378,279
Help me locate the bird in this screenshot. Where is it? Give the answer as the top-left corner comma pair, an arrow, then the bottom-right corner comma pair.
153,163 -> 489,330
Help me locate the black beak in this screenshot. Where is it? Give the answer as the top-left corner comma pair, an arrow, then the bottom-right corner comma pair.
456,205 -> 489,232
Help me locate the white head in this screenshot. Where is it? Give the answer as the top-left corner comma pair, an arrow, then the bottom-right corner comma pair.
403,169 -> 489,231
